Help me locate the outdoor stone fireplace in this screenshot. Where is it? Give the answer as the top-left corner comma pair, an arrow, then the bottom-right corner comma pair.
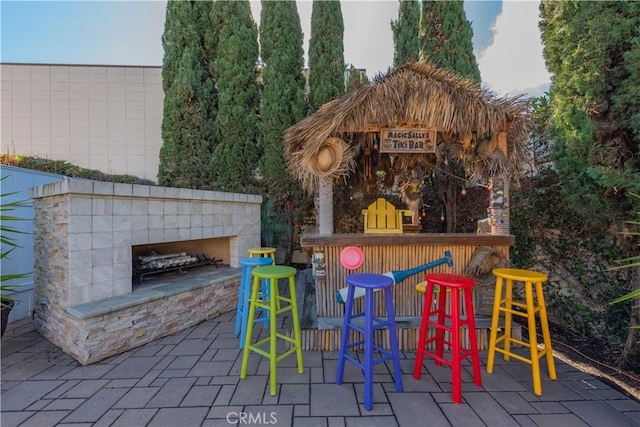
30,178 -> 261,364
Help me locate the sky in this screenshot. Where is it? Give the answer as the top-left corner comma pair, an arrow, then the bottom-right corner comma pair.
0,0 -> 551,97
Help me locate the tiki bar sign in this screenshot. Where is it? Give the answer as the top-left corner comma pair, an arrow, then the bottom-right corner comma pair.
380,128 -> 436,154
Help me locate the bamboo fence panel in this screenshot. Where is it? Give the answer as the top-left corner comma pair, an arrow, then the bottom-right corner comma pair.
282,239 -> 517,351
286,325 -> 512,352
314,244 -> 509,318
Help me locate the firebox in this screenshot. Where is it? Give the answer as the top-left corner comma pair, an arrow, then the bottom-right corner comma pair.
132,238 -> 228,287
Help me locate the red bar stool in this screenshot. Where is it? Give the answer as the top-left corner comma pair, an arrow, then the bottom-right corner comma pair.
413,273 -> 482,404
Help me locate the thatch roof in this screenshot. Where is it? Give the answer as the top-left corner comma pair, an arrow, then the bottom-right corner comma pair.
284,61 -> 530,192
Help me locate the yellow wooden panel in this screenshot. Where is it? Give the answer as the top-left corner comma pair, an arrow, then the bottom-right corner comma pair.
362,198 -> 408,234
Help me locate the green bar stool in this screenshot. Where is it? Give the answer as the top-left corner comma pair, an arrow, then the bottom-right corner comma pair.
240,265 -> 304,396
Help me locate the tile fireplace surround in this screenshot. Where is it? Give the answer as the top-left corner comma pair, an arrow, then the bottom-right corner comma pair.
29,178 -> 261,365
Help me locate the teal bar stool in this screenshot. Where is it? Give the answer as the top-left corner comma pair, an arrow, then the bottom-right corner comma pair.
235,257 -> 274,349
240,265 -> 304,396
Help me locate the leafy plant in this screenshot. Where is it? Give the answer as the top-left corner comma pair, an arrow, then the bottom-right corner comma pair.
608,192 -> 640,312
1,176 -> 31,309
1,154 -> 155,185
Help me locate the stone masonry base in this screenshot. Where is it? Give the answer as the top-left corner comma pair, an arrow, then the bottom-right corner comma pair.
34,272 -> 240,365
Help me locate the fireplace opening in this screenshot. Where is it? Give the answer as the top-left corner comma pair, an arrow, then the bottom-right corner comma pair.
133,252 -> 223,285
132,237 -> 230,288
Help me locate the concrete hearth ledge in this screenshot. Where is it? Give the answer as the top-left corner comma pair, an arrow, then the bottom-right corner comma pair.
66,268 -> 241,319
29,177 -> 262,204
39,268 -> 242,365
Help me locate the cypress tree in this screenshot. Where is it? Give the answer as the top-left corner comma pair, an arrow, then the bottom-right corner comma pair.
346,65 -> 370,92
158,0 -> 216,189
391,0 -> 420,67
420,0 -> 480,83
308,0 -> 345,112
418,0 -> 480,232
259,1 -> 312,261
210,0 -> 260,193
539,0 -> 640,370
540,0 -> 640,211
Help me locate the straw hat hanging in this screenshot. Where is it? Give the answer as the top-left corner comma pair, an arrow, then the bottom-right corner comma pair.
304,136 -> 348,177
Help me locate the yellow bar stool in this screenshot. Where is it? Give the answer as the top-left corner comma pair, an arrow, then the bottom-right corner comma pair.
487,268 -> 557,395
248,247 -> 278,308
240,265 -> 304,396
248,247 -> 276,265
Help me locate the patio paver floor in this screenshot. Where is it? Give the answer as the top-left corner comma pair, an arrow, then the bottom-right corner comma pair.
2,311 -> 640,427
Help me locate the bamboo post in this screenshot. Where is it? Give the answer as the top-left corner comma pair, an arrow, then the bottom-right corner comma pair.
489,130 -> 510,235
318,179 -> 333,235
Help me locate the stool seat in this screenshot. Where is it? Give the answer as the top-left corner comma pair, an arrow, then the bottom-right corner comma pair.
413,273 -> 482,404
487,268 -> 556,396
421,273 -> 475,288
248,247 -> 276,263
344,273 -> 394,289
492,268 -> 547,282
252,265 -> 295,279
336,272 -> 403,411
240,265 -> 303,396
235,257 -> 274,348
240,257 -> 275,267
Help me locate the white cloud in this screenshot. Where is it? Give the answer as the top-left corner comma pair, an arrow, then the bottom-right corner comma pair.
477,1 -> 551,97
252,1 -> 397,78
108,1 -> 166,66
341,1 -> 397,77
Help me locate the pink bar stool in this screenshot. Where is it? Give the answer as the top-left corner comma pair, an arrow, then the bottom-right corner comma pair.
413,273 -> 482,404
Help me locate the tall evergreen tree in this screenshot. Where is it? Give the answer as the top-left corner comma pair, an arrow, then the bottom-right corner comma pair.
210,0 -> 260,193
346,65 -> 370,92
391,0 -> 420,67
540,1 -> 640,213
540,1 -> 640,367
419,0 -> 480,83
259,1 -> 312,261
418,0 -> 481,232
308,0 -> 345,112
158,0 -> 216,189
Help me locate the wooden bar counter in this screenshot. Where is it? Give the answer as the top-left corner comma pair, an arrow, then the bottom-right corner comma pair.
291,233 -> 517,351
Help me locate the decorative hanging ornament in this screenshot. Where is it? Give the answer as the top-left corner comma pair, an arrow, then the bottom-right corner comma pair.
317,147 -> 334,172
308,137 -> 346,177
340,246 -> 364,270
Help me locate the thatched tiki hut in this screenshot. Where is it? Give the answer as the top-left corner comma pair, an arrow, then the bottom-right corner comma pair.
283,61 -> 530,351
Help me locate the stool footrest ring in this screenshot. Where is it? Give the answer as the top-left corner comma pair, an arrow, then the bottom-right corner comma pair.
340,347 -> 397,370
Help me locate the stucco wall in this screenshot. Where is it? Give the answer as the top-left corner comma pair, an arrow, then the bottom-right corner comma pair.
0,63 -> 163,182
